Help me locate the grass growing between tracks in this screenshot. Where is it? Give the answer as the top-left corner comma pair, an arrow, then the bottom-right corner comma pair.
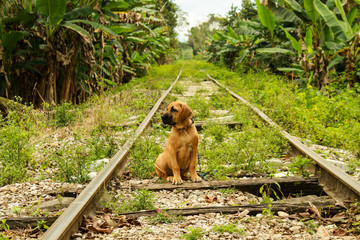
176,60 -> 360,173
2,59 -> 359,186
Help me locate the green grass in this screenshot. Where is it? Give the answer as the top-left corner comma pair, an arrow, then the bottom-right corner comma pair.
101,189 -> 156,214
200,124 -> 288,178
175,59 -> 360,166
3,59 -> 359,186
211,223 -> 246,234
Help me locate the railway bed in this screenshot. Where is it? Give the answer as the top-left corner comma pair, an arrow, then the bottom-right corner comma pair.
1,67 -> 360,239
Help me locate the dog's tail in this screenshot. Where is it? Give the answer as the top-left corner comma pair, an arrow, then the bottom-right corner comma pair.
155,162 -> 168,180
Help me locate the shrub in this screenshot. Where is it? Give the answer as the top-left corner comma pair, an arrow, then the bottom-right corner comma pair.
53,102 -> 75,127
53,138 -> 91,183
0,103 -> 34,186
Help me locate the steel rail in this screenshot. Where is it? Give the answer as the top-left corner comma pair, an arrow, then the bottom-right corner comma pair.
41,68 -> 183,240
207,74 -> 360,202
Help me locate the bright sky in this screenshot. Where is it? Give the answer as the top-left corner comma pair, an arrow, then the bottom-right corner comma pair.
173,0 -> 242,42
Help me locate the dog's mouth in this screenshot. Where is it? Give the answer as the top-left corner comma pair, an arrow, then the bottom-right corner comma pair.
161,114 -> 175,125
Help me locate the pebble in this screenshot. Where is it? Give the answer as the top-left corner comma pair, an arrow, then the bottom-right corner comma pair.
289,225 -> 302,233
272,233 -> 282,240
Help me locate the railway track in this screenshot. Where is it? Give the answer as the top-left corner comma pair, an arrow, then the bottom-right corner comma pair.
2,67 -> 360,239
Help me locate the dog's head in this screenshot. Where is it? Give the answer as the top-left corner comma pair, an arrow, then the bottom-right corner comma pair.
161,101 -> 193,126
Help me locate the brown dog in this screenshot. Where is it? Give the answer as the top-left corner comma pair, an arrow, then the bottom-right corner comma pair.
155,101 -> 202,185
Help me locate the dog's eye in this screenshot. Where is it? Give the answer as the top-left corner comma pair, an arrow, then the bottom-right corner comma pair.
171,107 -> 178,112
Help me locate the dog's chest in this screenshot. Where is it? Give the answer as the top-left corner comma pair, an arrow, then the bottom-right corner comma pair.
176,134 -> 195,153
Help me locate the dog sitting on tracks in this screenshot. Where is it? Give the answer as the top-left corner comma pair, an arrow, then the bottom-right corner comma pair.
155,101 -> 202,185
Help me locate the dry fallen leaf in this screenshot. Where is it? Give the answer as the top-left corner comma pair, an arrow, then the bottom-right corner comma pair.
332,228 -> 347,237
205,195 -> 218,203
316,225 -> 330,238
308,202 -> 321,218
104,214 -> 117,227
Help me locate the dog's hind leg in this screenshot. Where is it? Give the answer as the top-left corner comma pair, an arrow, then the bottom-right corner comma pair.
155,162 -> 168,180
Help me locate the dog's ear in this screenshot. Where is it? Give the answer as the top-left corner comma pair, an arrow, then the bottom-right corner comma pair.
180,104 -> 193,123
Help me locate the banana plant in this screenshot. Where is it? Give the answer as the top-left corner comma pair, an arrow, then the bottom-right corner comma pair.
314,0 -> 360,88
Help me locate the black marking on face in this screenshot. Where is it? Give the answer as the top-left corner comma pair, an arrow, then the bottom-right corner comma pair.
171,106 -> 178,113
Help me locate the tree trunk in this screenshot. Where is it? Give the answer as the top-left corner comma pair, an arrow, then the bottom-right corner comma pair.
60,42 -> 78,102
37,41 -> 58,106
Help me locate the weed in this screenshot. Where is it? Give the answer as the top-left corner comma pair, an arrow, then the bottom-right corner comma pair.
173,85 -> 185,94
209,90 -> 235,109
53,140 -> 91,183
288,156 -> 312,177
182,227 -> 204,240
127,136 -> 162,179
150,209 -> 174,224
202,123 -> 229,142
12,207 -> 22,216
35,220 -> 49,230
0,220 -> 9,230
53,102 -> 75,127
32,196 -> 42,216
88,129 -> 118,160
200,125 -> 288,177
219,187 -> 237,196
262,204 -> 275,216
347,158 -> 360,175
103,190 -> 156,213
187,95 -> 210,119
0,109 -> 34,186
130,190 -> 155,211
211,223 -> 245,234
302,219 -> 319,234
259,183 -> 281,204
0,233 -> 9,240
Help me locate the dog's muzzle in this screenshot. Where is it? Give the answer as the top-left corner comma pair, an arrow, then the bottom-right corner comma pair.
161,113 -> 175,125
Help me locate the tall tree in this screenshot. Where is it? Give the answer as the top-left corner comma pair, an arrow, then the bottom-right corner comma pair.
187,14 -> 224,55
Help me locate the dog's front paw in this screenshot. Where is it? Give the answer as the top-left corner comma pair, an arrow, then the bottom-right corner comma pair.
167,176 -> 183,185
191,175 -> 202,182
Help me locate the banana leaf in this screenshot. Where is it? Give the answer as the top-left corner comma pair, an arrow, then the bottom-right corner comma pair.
282,0 -> 303,12
67,19 -> 118,37
63,7 -> 95,21
2,31 -> 30,53
36,0 -> 66,25
314,0 -> 347,41
256,0 -> 275,33
327,54 -> 344,70
62,22 -> 91,42
256,47 -> 295,54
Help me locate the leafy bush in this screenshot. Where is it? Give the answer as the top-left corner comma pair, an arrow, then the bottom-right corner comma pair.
53,102 -> 75,127
53,143 -> 91,183
0,103 -> 34,186
288,156 -> 312,178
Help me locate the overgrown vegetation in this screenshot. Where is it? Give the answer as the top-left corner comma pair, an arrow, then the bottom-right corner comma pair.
180,60 -> 360,164
0,100 -> 34,186
0,63 -> 179,186
101,189 -> 155,213
1,59 -> 359,186
127,135 -> 163,179
0,0 -> 180,107
187,0 -> 360,91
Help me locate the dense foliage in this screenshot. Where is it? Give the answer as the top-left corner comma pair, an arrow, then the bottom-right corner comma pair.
196,0 -> 360,91
0,0 -> 179,107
